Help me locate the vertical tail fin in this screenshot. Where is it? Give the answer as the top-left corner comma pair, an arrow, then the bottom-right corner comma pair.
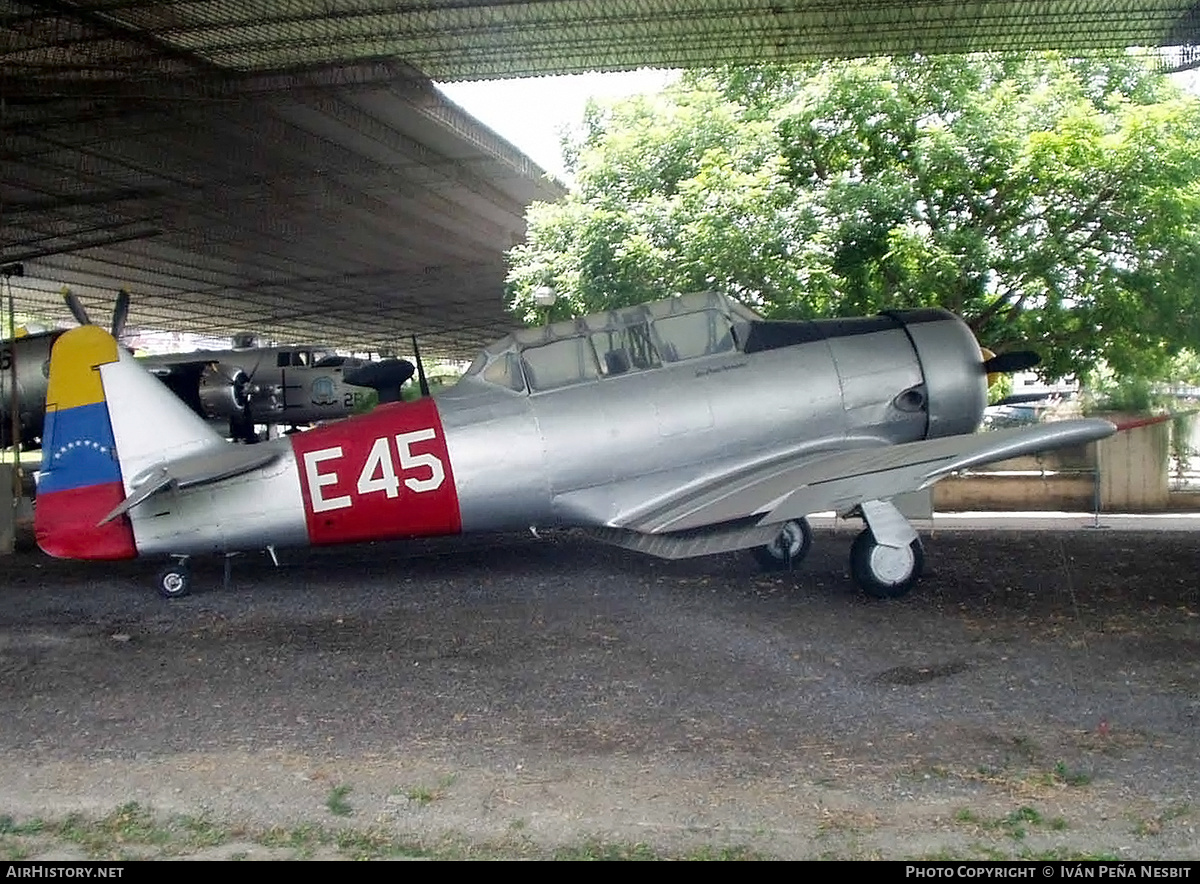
35,326 -> 226,560
35,326 -> 136,559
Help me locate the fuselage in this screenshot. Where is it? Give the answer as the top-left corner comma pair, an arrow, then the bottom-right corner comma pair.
116,293 -> 988,558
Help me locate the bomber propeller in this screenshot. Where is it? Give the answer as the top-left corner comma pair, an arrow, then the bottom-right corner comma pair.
63,287 -> 131,339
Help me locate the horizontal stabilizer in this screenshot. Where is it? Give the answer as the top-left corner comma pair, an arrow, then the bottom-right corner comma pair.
343,358 -> 415,403
99,445 -> 281,525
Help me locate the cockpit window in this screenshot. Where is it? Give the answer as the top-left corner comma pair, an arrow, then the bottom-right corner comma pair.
482,351 -> 526,392
590,321 -> 661,376
466,352 -> 488,376
521,337 -> 599,392
653,310 -> 735,362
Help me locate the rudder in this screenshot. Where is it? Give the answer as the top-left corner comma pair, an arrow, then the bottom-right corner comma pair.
35,325 -> 136,559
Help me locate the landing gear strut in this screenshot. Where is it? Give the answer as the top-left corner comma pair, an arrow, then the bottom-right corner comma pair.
753,518 -> 813,571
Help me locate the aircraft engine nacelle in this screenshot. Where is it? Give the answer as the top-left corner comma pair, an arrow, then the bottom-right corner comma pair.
197,364 -> 251,422
893,310 -> 989,440
740,308 -> 991,444
0,330 -> 57,449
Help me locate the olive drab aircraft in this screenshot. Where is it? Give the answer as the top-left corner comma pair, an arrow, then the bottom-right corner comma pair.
34,291 -> 1116,600
0,290 -> 414,446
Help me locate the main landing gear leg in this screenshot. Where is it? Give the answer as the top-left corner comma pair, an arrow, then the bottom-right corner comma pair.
849,499 -> 925,599
156,557 -> 191,599
753,518 -> 813,571
223,552 -> 242,591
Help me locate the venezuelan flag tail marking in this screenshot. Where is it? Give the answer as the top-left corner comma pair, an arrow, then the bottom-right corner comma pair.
35,325 -> 137,560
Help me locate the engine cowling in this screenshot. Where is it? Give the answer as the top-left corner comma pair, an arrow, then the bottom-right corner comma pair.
894,310 -> 989,439
197,364 -> 251,422
736,308 -> 990,443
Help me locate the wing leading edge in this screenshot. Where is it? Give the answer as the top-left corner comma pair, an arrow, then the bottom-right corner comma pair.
621,418 -> 1117,535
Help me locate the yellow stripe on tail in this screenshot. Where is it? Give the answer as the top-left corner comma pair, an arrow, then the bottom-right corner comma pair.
44,325 -> 122,411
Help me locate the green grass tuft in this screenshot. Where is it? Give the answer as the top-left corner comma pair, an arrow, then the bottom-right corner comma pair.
1053,761 -> 1092,786
325,785 -> 353,817
554,839 -> 660,861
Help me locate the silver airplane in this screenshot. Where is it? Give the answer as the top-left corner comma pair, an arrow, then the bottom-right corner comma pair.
33,291 -> 1115,600
0,293 -> 413,446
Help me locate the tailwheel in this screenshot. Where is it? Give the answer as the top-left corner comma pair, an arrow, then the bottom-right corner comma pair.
156,562 -> 191,599
849,528 -> 924,599
753,518 -> 813,571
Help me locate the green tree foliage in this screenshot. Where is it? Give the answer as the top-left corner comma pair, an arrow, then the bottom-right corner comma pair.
507,54 -> 1200,381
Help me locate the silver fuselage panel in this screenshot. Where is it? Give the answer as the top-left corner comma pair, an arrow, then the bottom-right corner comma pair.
441,308 -> 987,532
128,438 -> 309,555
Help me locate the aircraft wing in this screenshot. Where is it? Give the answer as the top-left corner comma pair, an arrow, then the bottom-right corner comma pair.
98,445 -> 281,525
622,418 -> 1116,535
139,355 -> 219,377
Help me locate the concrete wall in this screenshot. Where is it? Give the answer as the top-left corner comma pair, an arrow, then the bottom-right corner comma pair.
935,473 -> 1096,511
936,419 -> 1177,513
1097,419 -> 1170,511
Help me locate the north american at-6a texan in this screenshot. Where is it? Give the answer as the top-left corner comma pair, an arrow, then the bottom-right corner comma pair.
34,292 -> 1115,599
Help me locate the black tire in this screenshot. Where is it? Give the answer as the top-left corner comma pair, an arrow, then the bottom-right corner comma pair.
752,518 -> 813,571
156,563 -> 191,599
849,528 -> 923,599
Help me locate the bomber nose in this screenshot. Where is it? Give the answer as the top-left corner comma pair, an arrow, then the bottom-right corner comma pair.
344,358 -> 416,404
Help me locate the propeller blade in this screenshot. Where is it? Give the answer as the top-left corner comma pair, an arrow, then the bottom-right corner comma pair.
111,288 -> 130,339
411,334 -> 430,398
62,288 -> 92,326
982,350 -> 1040,375
1109,412 -> 1190,432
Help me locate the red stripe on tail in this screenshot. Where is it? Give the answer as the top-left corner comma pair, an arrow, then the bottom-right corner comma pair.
36,482 -> 137,560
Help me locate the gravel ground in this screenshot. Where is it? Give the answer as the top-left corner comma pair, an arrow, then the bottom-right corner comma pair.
0,526 -> 1197,859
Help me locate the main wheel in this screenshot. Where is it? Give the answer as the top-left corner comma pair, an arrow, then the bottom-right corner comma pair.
753,518 -> 813,571
156,563 -> 191,599
849,528 -> 923,599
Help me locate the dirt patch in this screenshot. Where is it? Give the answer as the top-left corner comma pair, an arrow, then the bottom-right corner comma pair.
874,660 -> 972,685
0,528 -> 1197,859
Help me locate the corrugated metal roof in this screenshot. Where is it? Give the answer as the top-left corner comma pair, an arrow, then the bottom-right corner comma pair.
3,51 -> 565,358
2,0 -> 1197,357
10,1 -> 1197,81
